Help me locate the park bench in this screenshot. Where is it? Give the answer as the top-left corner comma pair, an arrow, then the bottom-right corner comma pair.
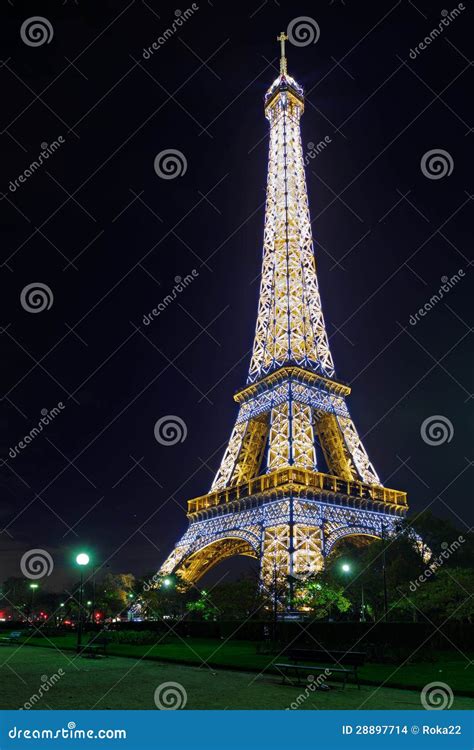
0,630 -> 24,645
81,633 -> 111,658
275,648 -> 366,689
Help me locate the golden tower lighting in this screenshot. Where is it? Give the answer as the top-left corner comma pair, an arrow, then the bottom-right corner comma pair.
158,36 -> 407,587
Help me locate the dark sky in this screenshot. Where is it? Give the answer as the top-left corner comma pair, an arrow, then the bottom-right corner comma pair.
1,0 -> 472,590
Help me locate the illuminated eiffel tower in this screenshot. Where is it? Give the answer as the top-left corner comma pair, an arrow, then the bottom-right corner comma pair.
159,35 -> 407,586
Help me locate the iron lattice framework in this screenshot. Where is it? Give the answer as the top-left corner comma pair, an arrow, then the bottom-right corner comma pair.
158,37 -> 407,587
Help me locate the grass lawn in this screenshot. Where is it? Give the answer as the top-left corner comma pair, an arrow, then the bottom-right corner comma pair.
1,644 -> 473,710
6,633 -> 474,697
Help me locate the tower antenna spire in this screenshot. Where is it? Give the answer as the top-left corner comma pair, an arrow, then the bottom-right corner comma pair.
277,31 -> 288,75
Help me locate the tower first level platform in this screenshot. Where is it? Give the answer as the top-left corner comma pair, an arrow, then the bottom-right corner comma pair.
160,465 -> 407,585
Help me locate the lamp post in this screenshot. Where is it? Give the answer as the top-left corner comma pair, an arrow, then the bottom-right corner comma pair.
29,583 -> 38,623
341,562 -> 366,622
75,552 -> 90,652
381,524 -> 388,622
91,567 -> 97,625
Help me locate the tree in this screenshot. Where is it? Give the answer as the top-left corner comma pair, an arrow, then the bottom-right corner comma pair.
95,573 -> 136,618
186,590 -> 218,621
408,511 -> 471,563
1,577 -> 31,619
200,578 -> 263,620
401,567 -> 474,622
325,532 -> 426,621
293,575 -> 351,619
140,574 -> 190,620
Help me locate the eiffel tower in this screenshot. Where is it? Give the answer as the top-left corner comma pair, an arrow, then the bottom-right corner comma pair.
159,35 -> 407,586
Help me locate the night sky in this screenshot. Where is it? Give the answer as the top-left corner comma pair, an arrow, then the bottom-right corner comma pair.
1,0 -> 472,589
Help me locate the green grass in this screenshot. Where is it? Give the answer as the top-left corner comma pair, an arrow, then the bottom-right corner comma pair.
13,633 -> 474,695
0,644 -> 473,710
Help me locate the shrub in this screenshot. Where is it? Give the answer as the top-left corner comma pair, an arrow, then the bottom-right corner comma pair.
106,630 -> 165,645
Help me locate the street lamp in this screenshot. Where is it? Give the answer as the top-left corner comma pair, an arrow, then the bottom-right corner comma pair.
340,562 -> 366,622
381,524 -> 389,622
29,583 -> 38,623
75,552 -> 90,652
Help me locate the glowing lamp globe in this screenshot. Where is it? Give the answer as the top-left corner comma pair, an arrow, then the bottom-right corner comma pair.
76,553 -> 90,566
